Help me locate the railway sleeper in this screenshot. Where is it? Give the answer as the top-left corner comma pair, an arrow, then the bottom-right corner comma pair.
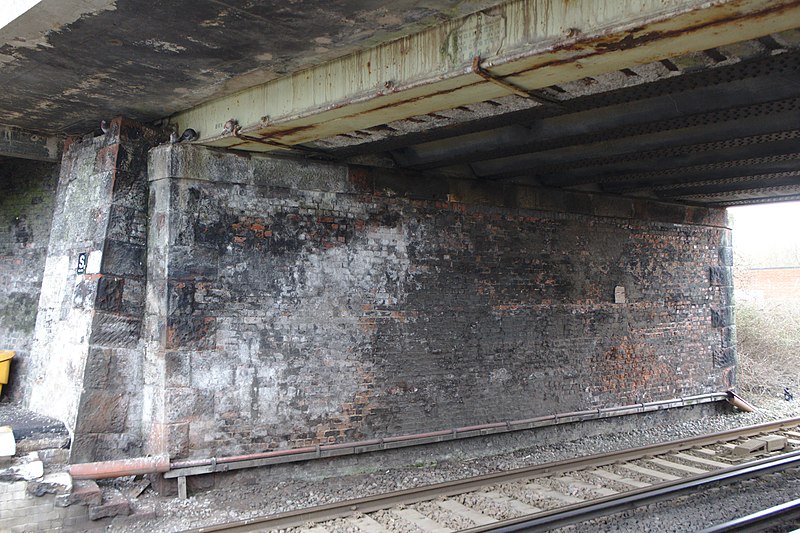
479,490 -> 542,515
553,475 -> 618,497
646,457 -> 708,475
671,452 -> 732,469
393,507 -> 453,532
617,462 -> 681,482
456,490 -> 523,520
591,468 -> 652,489
436,499 -> 497,526
524,482 -> 585,505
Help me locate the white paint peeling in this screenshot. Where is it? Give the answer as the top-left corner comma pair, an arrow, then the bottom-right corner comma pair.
139,39 -> 186,54
61,72 -> 112,97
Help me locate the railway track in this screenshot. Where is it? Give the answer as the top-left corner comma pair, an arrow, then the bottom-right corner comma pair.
186,417 -> 800,533
698,497 -> 800,533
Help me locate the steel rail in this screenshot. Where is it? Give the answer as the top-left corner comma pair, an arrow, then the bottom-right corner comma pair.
183,416 -> 800,533
698,497 -> 800,533
463,450 -> 800,532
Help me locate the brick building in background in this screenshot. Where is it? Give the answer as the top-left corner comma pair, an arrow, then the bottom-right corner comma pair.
736,267 -> 800,304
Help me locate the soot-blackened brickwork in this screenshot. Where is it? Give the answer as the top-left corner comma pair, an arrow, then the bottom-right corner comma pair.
0,157 -> 58,401
150,146 -> 733,460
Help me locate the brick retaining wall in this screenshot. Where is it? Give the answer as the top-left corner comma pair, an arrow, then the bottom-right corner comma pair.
144,145 -> 734,460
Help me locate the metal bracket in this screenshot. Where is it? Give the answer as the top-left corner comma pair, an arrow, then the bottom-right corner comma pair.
471,56 -> 560,106
233,130 -> 328,156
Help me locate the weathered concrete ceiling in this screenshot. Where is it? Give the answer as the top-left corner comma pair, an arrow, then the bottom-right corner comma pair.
0,0 -> 507,133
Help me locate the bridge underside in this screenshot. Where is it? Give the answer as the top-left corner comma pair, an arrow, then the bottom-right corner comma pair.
1,1 -> 800,207
0,0 -> 796,472
315,34 -> 800,207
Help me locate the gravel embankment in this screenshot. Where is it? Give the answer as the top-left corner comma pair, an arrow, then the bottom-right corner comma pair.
115,393 -> 800,532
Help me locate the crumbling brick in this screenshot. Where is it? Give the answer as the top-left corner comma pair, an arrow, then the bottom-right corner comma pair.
88,489 -> 130,520
27,472 -> 72,497
55,479 -> 101,508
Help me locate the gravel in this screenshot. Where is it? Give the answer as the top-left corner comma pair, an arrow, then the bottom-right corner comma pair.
111,392 -> 800,532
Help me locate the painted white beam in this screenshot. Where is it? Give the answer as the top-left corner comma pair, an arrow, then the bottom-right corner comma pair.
171,0 -> 800,152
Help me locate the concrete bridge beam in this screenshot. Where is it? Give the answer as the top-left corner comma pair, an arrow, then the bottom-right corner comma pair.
0,125 -> 61,162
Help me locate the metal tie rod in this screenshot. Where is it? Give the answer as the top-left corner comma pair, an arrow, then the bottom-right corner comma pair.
465,450 -> 800,532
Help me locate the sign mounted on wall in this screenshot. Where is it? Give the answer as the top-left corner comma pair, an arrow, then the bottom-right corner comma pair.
614,285 -> 626,304
76,253 -> 87,274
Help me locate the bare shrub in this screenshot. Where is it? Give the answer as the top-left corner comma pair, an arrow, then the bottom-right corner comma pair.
736,300 -> 800,396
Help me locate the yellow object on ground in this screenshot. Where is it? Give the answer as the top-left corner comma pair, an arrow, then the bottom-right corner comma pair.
0,350 -> 15,396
